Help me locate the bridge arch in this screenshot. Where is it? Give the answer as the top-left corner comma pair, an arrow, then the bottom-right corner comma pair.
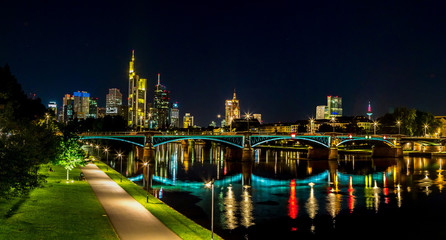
152,136 -> 245,149
336,138 -> 395,147
250,135 -> 331,148
79,136 -> 145,147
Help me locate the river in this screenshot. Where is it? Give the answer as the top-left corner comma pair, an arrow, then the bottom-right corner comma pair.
106,142 -> 446,239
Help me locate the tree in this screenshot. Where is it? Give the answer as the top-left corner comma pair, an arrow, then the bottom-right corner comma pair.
0,65 -> 59,198
0,123 -> 59,197
56,136 -> 86,181
378,107 -> 441,136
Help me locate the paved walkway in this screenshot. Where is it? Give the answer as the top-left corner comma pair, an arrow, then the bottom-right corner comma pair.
82,163 -> 181,240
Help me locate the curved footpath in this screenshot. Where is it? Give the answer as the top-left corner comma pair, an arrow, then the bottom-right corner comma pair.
82,163 -> 181,240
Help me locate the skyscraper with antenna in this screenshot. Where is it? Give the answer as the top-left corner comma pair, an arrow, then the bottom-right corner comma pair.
153,73 -> 170,129
367,101 -> 373,120
128,50 -> 147,128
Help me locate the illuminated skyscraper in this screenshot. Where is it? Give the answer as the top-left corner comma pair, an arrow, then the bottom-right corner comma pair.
48,101 -> 57,116
225,90 -> 240,126
89,97 -> 98,119
73,91 -> 90,120
316,105 -> 326,120
316,96 -> 343,119
128,50 -> 147,127
153,73 -> 170,129
170,102 -> 180,128
367,101 -> 373,120
183,113 -> 194,128
62,94 -> 74,123
326,96 -> 342,119
106,88 -> 122,116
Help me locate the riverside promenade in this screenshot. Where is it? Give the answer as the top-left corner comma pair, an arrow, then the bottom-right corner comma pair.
82,163 -> 181,240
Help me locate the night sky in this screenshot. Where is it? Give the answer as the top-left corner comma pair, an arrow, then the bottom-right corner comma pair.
2,1 -> 446,126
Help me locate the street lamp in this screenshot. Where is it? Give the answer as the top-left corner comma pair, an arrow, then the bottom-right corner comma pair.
104,147 -> 109,171
217,114 -> 221,126
373,121 -> 378,135
117,152 -> 124,182
45,113 -> 50,128
396,120 -> 401,135
96,145 -> 100,159
309,118 -> 314,134
330,117 -> 336,132
245,112 -> 251,132
205,179 -> 215,240
424,124 -> 429,137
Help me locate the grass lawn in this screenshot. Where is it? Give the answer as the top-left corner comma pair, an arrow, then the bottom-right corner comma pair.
94,160 -> 223,240
0,164 -> 118,240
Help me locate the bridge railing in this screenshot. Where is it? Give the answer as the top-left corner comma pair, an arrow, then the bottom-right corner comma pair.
79,131 -> 407,139
79,131 -> 138,136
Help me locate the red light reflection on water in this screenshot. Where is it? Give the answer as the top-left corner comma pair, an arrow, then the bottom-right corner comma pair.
289,179 -> 298,219
348,176 -> 355,213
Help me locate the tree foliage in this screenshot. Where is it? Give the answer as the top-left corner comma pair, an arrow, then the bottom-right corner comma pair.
64,115 -> 128,134
56,136 -> 86,172
378,107 -> 441,136
0,65 -> 59,198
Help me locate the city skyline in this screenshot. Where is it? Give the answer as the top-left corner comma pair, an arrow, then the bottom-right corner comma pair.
3,1 -> 446,125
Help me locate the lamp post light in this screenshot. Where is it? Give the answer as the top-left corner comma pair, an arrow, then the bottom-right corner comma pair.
330,117 -> 336,132
309,118 -> 315,134
117,152 -> 123,182
245,113 -> 251,132
396,120 -> 401,135
373,121 -> 378,135
96,145 -> 100,159
45,113 -> 50,128
205,179 -> 215,240
104,147 -> 109,171
424,124 -> 429,137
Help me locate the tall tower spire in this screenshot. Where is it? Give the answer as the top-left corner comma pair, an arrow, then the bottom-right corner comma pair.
367,101 -> 373,120
132,49 -> 135,61
158,73 -> 161,85
233,89 -> 236,100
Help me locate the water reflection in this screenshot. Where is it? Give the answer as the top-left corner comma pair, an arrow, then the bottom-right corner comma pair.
112,143 -> 446,239
305,183 -> 318,234
288,180 -> 298,219
223,185 -> 238,230
240,186 -> 254,228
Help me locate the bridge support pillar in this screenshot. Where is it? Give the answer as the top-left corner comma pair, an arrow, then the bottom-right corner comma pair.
143,135 -> 155,163
242,161 -> 253,186
242,133 -> 253,161
307,147 -> 338,160
372,146 -> 403,158
242,148 -> 253,161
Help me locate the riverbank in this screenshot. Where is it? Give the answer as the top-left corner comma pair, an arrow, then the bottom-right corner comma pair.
0,164 -> 118,240
94,160 -> 222,240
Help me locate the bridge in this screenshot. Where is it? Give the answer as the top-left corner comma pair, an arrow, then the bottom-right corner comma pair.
79,131 -> 404,160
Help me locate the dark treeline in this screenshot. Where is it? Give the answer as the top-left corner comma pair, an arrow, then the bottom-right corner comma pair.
65,115 -> 128,133
0,65 -> 88,198
0,65 -> 60,197
378,107 -> 441,136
